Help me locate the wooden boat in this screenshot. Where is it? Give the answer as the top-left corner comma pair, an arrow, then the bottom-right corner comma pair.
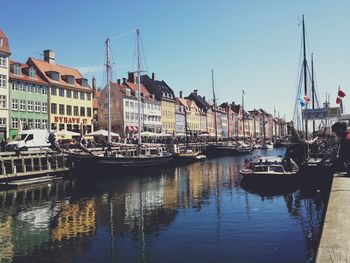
240,156 -> 299,183
68,30 -> 173,171
69,146 -> 173,169
236,141 -> 254,154
206,143 -> 238,155
175,148 -> 207,163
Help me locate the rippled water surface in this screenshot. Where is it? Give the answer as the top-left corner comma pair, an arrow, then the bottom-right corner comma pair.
0,149 -> 330,263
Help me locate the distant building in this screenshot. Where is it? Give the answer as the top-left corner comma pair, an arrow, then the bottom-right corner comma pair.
175,93 -> 186,134
28,50 -> 93,134
0,30 -> 11,139
141,73 -> 176,134
177,95 -> 201,136
124,73 -> 161,133
9,61 -> 49,139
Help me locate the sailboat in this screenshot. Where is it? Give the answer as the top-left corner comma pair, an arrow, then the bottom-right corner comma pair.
206,69 -> 239,156
68,29 -> 173,170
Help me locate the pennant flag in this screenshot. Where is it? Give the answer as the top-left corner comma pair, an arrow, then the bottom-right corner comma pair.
298,96 -> 306,109
336,86 -> 346,104
338,89 -> 346,98
304,95 -> 310,103
336,97 -> 342,105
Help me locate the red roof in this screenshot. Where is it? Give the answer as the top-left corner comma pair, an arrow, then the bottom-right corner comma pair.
9,61 -> 47,85
28,57 -> 92,92
0,29 -> 11,55
124,81 -> 157,102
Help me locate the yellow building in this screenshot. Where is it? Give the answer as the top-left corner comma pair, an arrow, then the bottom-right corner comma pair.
28,50 -> 93,134
141,74 -> 176,134
177,97 -> 201,135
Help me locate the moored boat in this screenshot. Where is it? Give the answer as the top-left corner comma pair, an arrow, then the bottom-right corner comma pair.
175,148 -> 207,163
239,156 -> 300,183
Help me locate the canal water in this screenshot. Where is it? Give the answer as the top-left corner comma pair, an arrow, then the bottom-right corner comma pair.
0,148 -> 330,263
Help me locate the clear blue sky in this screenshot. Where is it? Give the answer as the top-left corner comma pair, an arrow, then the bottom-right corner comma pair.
2,0 -> 350,120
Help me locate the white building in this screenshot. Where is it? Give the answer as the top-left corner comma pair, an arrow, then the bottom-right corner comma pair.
0,30 -> 10,140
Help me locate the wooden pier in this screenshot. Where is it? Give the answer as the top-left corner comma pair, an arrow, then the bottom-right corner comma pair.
316,173 -> 350,262
0,150 -> 69,188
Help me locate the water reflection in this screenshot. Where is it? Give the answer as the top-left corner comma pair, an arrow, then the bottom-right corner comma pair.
0,149 -> 329,263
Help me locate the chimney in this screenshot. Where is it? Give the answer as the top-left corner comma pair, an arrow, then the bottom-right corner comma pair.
179,91 -> 183,98
43,50 -> 55,64
92,76 -> 96,98
128,72 -> 135,83
152,72 -> 155,80
117,79 -> 121,85
122,78 -> 126,83
203,96 -> 206,101
194,89 -> 198,95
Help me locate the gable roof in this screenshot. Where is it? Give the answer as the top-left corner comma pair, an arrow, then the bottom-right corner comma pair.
9,61 -> 47,85
0,29 -> 10,55
124,81 -> 158,103
140,74 -> 175,101
28,57 -> 91,91
186,92 -> 210,111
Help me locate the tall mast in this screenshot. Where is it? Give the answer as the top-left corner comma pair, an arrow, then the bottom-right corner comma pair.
242,91 -> 245,139
311,53 -> 315,134
302,15 -> 308,139
184,107 -> 189,148
211,69 -> 218,145
137,29 -> 142,145
106,38 -> 111,144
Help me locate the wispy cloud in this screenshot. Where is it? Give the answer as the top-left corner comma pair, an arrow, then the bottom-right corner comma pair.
77,66 -> 105,74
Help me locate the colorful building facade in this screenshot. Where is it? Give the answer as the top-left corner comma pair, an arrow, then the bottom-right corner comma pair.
9,61 -> 49,139
28,51 -> 93,134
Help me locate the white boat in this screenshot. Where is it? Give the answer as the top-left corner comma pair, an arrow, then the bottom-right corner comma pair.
240,156 -> 299,183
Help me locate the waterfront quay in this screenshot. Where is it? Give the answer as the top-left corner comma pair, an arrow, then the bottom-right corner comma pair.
316,173 -> 350,263
0,148 -> 331,262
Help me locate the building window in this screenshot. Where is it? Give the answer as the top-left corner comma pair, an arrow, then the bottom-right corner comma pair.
19,100 -> 26,111
126,112 -> 130,119
0,38 -> 2,46
27,84 -> 33,93
27,101 -> 33,111
12,99 -> 18,110
42,86 -> 47,95
125,101 -> 129,107
51,123 -> 57,130
66,105 -> 72,115
80,107 -> 85,116
34,102 -> 41,112
35,119 -> 41,129
87,93 -> 91,100
80,92 -> 85,100
66,75 -> 75,84
73,106 -> 78,116
20,118 -> 26,128
20,83 -> 26,92
87,107 -> 92,117
59,88 -> 64,97
51,87 -> 57,95
29,67 -> 36,78
42,102 -> 47,113
0,56 -> 6,67
51,103 -> 57,114
59,124 -> 64,131
73,91 -> 78,99
66,89 -> 72,98
67,124 -> 72,131
42,119 -> 48,129
27,119 -> 33,129
0,75 -> 6,88
14,64 -> 22,75
11,82 -> 18,91
34,85 -> 40,93
0,95 -> 6,108
59,104 -> 65,115
0,118 -> 6,127
11,118 -> 18,129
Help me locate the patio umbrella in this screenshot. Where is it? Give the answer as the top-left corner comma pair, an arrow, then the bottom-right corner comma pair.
55,130 -> 80,140
86,129 -> 120,137
140,131 -> 157,137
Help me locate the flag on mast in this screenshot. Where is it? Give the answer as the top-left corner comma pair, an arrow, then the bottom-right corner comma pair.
336,85 -> 346,104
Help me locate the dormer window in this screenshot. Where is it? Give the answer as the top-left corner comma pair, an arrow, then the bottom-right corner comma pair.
14,64 -> 22,76
29,67 -> 36,79
81,78 -> 88,87
47,71 -> 59,81
126,89 -> 131,96
66,75 -> 75,84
